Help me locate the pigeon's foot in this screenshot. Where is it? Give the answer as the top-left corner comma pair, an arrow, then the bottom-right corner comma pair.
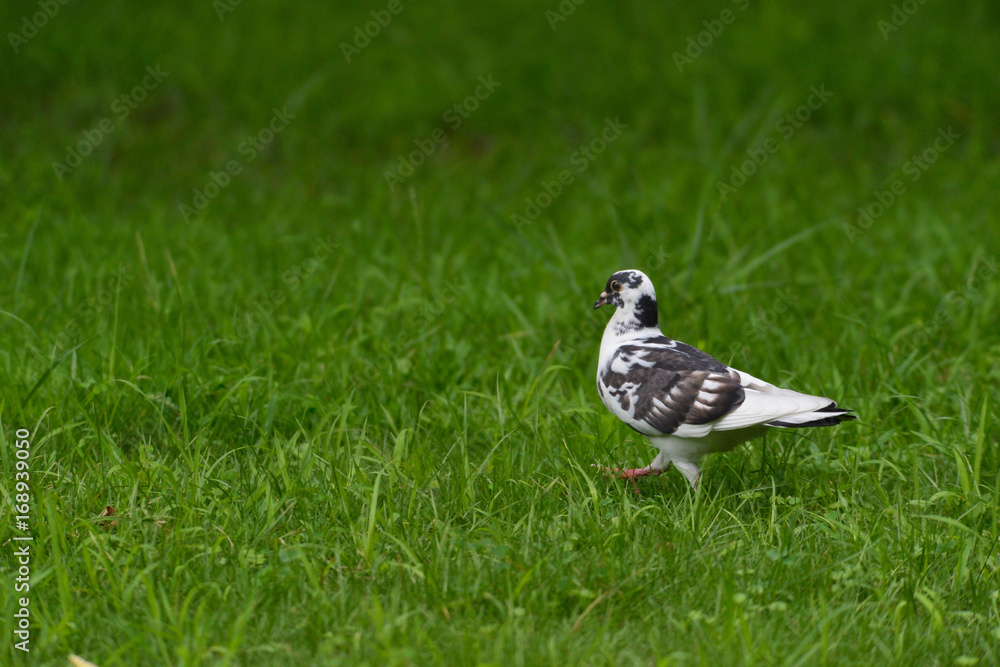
592,464 -> 661,495
593,464 -> 663,480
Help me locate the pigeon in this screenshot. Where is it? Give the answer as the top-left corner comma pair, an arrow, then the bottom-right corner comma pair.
593,269 -> 855,489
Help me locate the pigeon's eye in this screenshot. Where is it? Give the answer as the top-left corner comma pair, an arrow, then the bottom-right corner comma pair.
610,280 -> 622,292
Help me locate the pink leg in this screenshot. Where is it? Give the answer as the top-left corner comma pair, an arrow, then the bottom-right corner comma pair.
592,464 -> 664,495
594,464 -> 662,480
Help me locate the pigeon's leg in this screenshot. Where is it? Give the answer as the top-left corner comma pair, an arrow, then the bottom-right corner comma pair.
593,464 -> 661,479
594,452 -> 671,480
596,452 -> 670,495
673,460 -> 702,489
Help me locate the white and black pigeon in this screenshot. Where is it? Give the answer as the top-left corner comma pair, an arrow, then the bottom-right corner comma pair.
593,269 -> 855,489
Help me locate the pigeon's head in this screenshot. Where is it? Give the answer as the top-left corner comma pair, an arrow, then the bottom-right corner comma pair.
594,269 -> 656,310
594,269 -> 659,330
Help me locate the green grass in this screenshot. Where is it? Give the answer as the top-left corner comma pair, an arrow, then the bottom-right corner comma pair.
2,0 -> 1000,664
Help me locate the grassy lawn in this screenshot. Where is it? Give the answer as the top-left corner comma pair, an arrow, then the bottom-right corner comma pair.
2,0 -> 1000,664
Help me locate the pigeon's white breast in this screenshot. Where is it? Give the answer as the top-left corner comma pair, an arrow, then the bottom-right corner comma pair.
596,318 -> 662,436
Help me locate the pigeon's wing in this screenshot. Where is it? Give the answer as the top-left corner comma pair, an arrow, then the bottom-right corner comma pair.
598,336 -> 746,436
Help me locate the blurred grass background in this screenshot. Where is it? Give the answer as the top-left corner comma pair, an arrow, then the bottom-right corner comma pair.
1,0 -> 1000,665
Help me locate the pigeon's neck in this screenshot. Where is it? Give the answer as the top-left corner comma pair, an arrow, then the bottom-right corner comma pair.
607,297 -> 660,339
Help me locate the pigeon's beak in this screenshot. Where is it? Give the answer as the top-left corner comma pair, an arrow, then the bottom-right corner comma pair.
593,291 -> 610,309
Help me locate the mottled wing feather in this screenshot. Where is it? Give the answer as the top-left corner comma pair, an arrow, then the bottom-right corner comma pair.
600,337 -> 745,436
642,370 -> 744,434
631,336 -> 730,373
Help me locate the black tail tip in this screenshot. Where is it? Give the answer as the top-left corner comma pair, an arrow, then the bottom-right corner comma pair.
767,410 -> 857,428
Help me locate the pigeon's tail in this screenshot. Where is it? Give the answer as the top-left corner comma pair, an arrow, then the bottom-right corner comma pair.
765,402 -> 856,429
